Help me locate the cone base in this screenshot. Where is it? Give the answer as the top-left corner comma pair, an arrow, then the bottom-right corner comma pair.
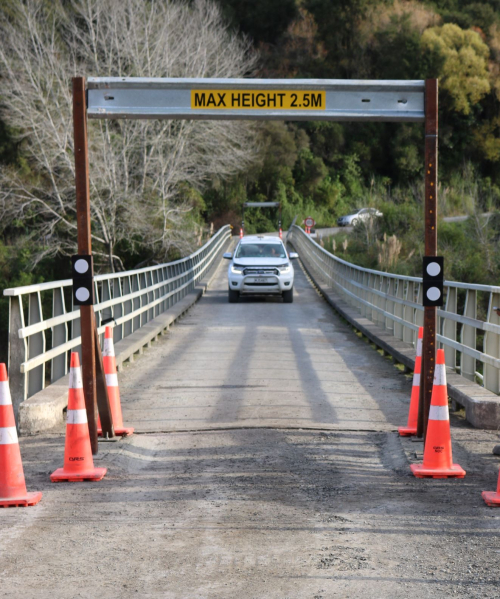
97,426 -> 134,437
0,491 -> 42,507
50,467 -> 107,482
411,463 -> 466,479
482,491 -> 500,506
398,426 -> 417,437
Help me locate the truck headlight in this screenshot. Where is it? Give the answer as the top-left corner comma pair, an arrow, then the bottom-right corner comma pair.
231,264 -> 244,274
278,263 -> 291,273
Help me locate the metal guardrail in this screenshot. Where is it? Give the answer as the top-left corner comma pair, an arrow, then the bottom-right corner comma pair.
289,225 -> 500,395
4,225 -> 231,411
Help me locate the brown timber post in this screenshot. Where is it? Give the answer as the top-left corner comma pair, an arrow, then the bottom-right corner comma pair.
417,79 -> 438,440
73,77 -> 114,452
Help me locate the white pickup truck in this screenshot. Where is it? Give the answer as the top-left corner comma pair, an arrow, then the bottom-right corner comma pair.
223,235 -> 298,303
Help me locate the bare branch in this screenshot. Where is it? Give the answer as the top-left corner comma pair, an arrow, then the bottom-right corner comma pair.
0,0 -> 259,269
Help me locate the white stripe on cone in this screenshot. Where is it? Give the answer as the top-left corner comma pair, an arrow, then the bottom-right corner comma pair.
103,339 -> 115,357
429,405 -> 449,421
69,367 -> 83,389
0,381 -> 12,405
0,426 -> 18,445
416,338 -> 422,356
67,409 -> 88,425
433,363 -> 447,386
412,373 -> 420,387
105,373 -> 118,387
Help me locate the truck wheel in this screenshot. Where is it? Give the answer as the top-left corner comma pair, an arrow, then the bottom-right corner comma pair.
228,288 -> 239,303
283,288 -> 293,303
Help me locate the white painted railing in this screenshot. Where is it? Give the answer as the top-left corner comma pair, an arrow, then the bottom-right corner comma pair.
290,225 -> 500,394
4,225 -> 231,413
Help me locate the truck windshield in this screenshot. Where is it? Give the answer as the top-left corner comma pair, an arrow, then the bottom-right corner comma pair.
235,243 -> 287,259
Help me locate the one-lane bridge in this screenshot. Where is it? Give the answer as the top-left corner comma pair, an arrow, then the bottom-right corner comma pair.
3,226 -> 500,599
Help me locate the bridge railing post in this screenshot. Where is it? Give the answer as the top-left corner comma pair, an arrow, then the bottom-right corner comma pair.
415,285 -> 424,330
360,272 -> 367,318
461,289 -> 476,381
8,296 -> 28,422
376,275 -> 385,327
386,278 -> 395,333
51,288 -> 68,383
442,286 -> 457,370
393,280 -> 404,340
113,278 -> 123,342
370,274 -> 377,323
27,291 -> 45,398
355,269 -> 363,313
484,292 -> 500,394
123,276 -> 132,337
403,281 -> 414,344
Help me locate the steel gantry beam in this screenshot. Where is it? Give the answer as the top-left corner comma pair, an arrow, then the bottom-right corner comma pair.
87,78 -> 425,122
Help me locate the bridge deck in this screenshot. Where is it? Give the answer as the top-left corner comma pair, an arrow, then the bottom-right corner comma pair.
119,261 -> 408,432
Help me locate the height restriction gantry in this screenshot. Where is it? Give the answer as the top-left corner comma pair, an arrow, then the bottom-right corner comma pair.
75,76 -> 437,453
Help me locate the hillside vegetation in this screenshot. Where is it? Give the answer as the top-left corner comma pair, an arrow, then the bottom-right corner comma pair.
1,0 -> 500,294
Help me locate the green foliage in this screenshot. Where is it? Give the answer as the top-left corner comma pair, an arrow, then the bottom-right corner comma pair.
421,23 -> 490,115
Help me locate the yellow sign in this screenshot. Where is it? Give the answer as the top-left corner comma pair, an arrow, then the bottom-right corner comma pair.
191,90 -> 326,110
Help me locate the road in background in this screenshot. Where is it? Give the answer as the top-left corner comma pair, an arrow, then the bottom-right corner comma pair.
314,212 -> 494,240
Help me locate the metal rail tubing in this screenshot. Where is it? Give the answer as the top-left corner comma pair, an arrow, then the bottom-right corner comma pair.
4,225 -> 231,414
290,225 -> 500,394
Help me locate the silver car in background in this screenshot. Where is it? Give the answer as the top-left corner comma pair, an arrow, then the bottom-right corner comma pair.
337,207 -> 383,227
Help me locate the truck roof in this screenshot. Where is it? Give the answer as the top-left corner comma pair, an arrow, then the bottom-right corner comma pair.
240,235 -> 283,245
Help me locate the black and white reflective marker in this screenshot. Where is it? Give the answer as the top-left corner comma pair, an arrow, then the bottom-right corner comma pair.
422,256 -> 444,307
72,255 -> 95,306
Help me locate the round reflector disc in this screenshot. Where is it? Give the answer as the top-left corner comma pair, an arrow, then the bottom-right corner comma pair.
427,286 -> 441,302
426,262 -> 441,277
74,259 -> 89,274
75,287 -> 90,302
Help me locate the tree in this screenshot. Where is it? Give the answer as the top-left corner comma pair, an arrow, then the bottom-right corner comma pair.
0,0 -> 258,270
421,23 -> 490,115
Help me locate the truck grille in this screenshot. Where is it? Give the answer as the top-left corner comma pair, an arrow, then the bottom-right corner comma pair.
243,266 -> 280,276
245,281 -> 279,287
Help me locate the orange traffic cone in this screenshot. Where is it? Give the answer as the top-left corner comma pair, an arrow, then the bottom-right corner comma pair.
411,349 -> 465,479
0,364 -> 42,507
97,326 -> 134,437
482,468 -> 500,506
50,353 -> 107,482
399,327 -> 423,436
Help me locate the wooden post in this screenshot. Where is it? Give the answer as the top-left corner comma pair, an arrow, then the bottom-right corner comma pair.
73,77 -> 117,452
417,79 -> 438,440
